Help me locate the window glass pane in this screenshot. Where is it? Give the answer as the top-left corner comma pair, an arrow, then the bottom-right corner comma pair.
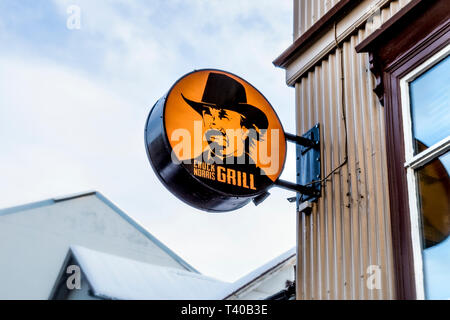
410,55 -> 450,154
417,152 -> 450,299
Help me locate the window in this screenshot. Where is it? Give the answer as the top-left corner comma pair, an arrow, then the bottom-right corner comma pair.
401,44 -> 450,300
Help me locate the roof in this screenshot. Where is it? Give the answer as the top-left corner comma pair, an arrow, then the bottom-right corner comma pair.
56,246 -> 296,300
0,190 -> 198,273
217,247 -> 296,299
66,246 -> 229,300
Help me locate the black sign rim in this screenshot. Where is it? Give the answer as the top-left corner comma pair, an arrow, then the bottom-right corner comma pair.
144,68 -> 288,212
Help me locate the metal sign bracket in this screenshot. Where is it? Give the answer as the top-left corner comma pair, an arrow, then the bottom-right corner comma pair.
275,124 -> 321,208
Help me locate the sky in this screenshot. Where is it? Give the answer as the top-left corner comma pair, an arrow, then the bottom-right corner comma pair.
0,0 -> 298,282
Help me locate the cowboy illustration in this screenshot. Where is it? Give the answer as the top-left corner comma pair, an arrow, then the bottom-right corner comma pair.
181,72 -> 273,193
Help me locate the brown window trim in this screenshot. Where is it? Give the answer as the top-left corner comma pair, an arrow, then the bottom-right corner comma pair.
356,0 -> 450,300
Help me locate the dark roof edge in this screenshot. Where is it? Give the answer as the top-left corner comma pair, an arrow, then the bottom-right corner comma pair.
273,0 -> 363,68
0,190 -> 99,216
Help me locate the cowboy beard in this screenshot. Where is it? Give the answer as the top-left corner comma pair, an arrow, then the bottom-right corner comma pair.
204,128 -> 251,160
205,129 -> 230,158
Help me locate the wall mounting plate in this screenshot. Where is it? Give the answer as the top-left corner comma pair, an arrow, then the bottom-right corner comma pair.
296,123 -> 321,208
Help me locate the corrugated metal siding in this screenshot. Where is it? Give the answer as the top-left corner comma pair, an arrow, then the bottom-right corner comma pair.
294,0 -> 413,40
294,0 -> 340,39
364,0 -> 412,35
294,0 -> 412,300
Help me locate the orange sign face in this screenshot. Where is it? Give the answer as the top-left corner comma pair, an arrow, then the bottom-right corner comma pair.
163,70 -> 286,196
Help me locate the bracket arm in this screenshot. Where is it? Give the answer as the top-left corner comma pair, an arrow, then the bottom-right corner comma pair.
285,132 -> 318,148
274,179 -> 320,197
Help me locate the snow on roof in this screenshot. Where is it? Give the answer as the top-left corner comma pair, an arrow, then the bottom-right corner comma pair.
0,190 -> 198,273
69,246 -> 229,300
216,247 -> 296,299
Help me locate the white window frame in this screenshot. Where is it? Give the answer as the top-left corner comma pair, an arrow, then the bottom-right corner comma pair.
400,43 -> 450,300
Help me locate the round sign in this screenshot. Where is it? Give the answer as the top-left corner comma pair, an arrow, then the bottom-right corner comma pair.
145,69 -> 286,212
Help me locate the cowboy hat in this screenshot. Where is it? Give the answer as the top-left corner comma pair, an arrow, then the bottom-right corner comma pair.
181,72 -> 269,134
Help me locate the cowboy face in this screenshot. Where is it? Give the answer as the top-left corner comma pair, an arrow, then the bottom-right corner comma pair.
202,105 -> 249,159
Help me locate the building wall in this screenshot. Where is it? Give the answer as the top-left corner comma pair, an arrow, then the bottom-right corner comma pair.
66,277 -> 100,300
294,0 -> 340,39
0,193 -> 191,299
226,257 -> 295,300
290,0 -> 413,299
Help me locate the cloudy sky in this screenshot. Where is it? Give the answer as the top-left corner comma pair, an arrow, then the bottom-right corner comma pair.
0,0 -> 297,282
